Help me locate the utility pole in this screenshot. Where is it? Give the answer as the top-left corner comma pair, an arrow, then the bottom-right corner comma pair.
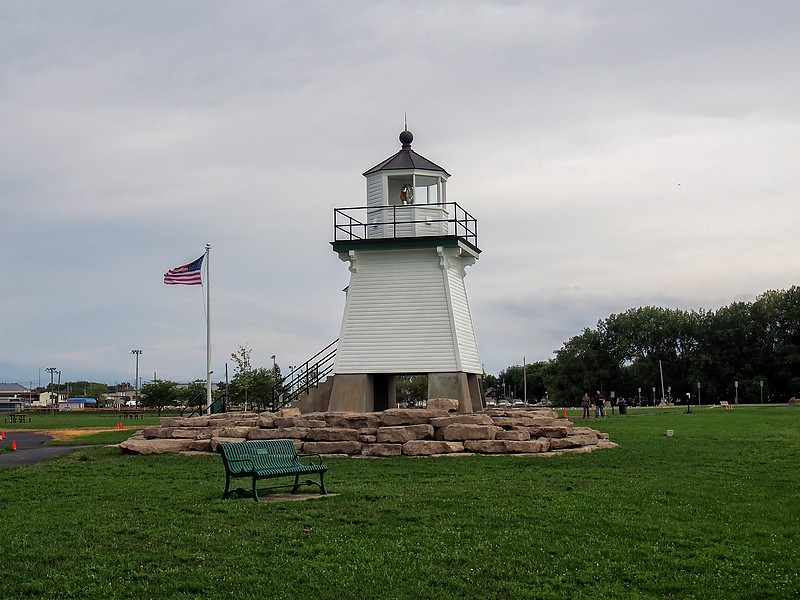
523,356 -> 527,404
46,367 -> 57,406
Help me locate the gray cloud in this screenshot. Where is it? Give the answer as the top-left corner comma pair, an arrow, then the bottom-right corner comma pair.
2,1 -> 798,384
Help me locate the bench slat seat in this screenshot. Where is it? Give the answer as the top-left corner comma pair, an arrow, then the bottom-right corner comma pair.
218,439 -> 328,501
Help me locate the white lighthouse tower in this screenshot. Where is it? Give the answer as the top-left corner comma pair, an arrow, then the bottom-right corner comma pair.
327,129 -> 483,413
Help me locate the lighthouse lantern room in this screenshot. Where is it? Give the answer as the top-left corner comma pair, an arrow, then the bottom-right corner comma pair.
328,129 -> 483,413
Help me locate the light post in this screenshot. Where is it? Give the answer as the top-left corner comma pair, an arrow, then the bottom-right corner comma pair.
697,381 -> 701,406
735,380 -> 739,404
271,355 -> 277,375
638,387 -> 641,406
130,350 -> 142,403
760,380 -> 764,404
523,356 -> 527,404
45,367 -> 57,406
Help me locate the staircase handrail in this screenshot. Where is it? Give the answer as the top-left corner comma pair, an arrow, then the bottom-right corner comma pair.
271,339 -> 338,411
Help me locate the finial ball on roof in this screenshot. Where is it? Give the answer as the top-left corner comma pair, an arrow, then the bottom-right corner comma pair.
399,129 -> 413,147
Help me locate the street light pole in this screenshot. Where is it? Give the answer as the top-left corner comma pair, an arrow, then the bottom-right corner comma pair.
130,350 -> 142,402
735,380 -> 739,404
45,367 -> 57,406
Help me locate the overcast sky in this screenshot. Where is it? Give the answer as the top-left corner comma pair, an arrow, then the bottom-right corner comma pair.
2,1 -> 798,388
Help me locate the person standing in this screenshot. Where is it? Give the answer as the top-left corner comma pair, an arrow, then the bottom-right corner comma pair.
594,390 -> 605,418
582,393 -> 591,419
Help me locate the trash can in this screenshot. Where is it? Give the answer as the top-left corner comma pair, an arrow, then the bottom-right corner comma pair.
618,400 -> 627,415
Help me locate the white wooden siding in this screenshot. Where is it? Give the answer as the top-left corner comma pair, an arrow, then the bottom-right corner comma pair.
446,261 -> 482,372
366,174 -> 383,207
366,174 -> 384,238
335,247 -> 481,374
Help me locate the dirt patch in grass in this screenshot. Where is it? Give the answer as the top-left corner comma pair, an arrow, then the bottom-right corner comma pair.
36,428 -> 120,441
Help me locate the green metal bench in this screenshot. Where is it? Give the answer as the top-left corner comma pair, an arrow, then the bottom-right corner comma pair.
217,439 -> 328,502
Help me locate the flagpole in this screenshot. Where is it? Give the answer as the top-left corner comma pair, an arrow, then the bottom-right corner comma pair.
205,243 -> 212,414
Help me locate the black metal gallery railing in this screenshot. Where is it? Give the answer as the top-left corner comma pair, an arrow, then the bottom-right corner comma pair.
334,202 -> 478,249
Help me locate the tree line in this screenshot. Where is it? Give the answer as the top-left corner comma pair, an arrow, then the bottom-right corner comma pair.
491,286 -> 800,406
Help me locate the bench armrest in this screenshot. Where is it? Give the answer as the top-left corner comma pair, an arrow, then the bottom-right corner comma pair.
297,453 -> 325,466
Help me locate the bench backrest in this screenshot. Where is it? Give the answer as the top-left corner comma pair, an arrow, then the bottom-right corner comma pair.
218,439 -> 300,474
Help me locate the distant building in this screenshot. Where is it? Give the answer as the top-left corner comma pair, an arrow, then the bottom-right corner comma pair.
33,391 -> 65,407
0,383 -> 35,411
59,398 -> 97,410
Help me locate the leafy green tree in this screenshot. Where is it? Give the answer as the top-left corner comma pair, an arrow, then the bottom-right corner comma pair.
483,373 -> 499,391
396,375 -> 427,406
139,380 -> 178,415
176,381 -> 206,412
229,345 -> 254,408
248,367 -> 277,411
524,286 -> 800,406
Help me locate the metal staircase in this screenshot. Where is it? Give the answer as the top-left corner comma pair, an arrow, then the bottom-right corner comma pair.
271,339 -> 338,411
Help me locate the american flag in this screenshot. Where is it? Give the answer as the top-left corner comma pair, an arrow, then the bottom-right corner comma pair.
164,255 -> 204,285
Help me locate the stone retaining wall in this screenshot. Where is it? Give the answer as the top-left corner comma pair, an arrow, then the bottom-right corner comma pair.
120,400 -> 616,457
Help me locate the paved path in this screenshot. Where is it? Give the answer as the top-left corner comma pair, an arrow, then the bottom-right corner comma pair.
0,432 -> 82,467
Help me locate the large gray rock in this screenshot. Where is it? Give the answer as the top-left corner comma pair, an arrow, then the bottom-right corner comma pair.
380,409 -> 440,426
160,416 -> 210,428
188,439 -> 213,452
426,398 -> 459,412
495,430 -> 530,441
504,439 -> 550,453
529,426 -> 570,439
441,424 -> 500,441
210,437 -> 247,451
376,424 -> 434,443
324,412 -> 383,429
216,426 -> 253,439
119,438 -> 194,455
402,440 -> 465,456
142,427 -> 172,439
295,418 -> 327,428
306,427 -> 359,441
257,413 -> 276,428
463,440 -> 507,454
549,432 -> 599,449
491,417 -> 531,428
430,414 -> 494,428
247,427 -> 309,440
303,441 -> 362,455
170,427 -> 211,439
361,443 -> 403,457
273,417 -> 296,428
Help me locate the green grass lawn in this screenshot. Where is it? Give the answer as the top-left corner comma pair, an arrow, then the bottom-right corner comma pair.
1,410 -> 170,430
0,406 -> 798,599
1,410 -> 175,445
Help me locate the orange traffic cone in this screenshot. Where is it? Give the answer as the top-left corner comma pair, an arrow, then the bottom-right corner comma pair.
563,408 -> 568,418
11,440 -> 17,451
1,431 -> 5,440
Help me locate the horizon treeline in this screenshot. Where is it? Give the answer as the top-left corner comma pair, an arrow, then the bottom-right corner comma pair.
495,286 -> 800,405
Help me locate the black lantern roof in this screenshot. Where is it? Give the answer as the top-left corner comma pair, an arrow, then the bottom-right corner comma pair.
362,130 -> 450,177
